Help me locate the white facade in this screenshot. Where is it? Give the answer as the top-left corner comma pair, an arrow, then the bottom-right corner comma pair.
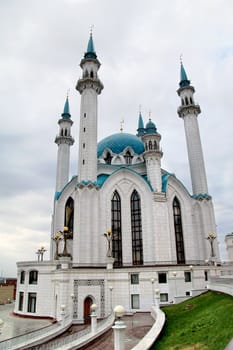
15,36 -> 221,323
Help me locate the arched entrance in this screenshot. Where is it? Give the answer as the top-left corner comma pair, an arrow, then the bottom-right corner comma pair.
83,296 -> 92,323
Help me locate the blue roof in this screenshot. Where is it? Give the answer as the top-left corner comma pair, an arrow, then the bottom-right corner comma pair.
97,133 -> 145,157
145,119 -> 157,134
179,63 -> 190,88
61,97 -> 71,119
84,33 -> 97,59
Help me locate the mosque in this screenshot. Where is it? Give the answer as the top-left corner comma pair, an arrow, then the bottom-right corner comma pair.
14,34 -> 220,323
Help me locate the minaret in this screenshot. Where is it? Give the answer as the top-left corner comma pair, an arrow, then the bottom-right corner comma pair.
141,116 -> 163,192
76,33 -> 104,182
137,111 -> 145,137
177,62 -> 208,195
55,97 -> 74,193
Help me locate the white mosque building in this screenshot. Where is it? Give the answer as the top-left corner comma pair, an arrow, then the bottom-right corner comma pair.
14,34 -> 220,323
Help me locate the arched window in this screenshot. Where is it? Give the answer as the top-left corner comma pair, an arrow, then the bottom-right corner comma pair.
90,70 -> 94,78
185,96 -> 189,105
111,191 -> 122,267
190,97 -> 193,104
124,151 -> 133,164
131,190 -> 143,265
64,129 -> 67,136
149,141 -> 152,150
84,70 -> 88,78
181,98 -> 184,105
64,197 -> 74,238
104,152 -> 112,164
173,197 -> 185,264
61,129 -> 63,136
154,140 -> 157,150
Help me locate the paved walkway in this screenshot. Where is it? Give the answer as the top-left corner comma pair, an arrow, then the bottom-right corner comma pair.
0,303 -> 52,342
82,313 -> 154,350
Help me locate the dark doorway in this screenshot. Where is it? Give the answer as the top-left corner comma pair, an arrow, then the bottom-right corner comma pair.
84,297 -> 92,323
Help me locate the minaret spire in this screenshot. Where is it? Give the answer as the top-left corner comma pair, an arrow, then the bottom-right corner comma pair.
177,62 -> 208,195
55,96 -> 74,194
76,33 -> 104,183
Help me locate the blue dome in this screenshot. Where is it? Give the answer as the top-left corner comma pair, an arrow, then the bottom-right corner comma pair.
97,133 -> 145,157
145,120 -> 157,134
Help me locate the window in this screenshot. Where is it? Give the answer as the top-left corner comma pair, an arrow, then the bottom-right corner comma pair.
104,152 -> 112,165
111,191 -> 122,267
131,274 -> 139,284
204,270 -> 208,281
83,159 -> 85,165
160,293 -> 168,302
124,151 -> 133,164
29,270 -> 38,285
184,271 -> 191,282
83,127 -> 86,132
173,197 -> 185,264
149,140 -> 152,150
27,293 -> 37,313
18,292 -> 24,311
20,271 -> 25,284
131,190 -> 143,265
185,96 -> 189,105
64,197 -> 74,238
84,113 -> 86,118
158,272 -> 167,284
186,291 -> 190,296
131,294 -> 140,309
83,143 -> 85,148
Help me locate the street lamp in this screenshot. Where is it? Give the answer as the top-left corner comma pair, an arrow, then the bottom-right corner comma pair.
36,246 -> 47,262
173,271 -> 177,300
151,278 -> 155,305
109,286 -> 113,310
52,232 -> 63,260
62,226 -> 69,256
104,229 -> 113,257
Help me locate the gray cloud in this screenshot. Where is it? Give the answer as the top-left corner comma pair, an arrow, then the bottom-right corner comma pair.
0,0 -> 232,275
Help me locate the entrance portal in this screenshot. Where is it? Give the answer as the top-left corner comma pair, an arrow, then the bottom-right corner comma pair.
84,296 -> 92,323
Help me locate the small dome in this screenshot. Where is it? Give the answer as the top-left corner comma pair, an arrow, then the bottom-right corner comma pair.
97,133 -> 145,157
145,119 -> 157,134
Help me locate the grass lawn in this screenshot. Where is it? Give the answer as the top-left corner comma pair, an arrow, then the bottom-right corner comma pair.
153,291 -> 233,350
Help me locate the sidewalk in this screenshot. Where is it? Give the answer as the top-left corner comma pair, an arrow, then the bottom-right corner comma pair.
82,313 -> 154,350
0,303 -> 52,342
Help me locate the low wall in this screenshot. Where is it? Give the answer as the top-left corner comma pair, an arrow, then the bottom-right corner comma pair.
131,307 -> 165,350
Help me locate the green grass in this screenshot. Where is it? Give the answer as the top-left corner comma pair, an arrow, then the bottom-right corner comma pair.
153,291 -> 233,350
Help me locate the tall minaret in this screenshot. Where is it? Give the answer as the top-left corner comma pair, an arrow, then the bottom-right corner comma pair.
141,116 -> 163,192
177,63 -> 208,195
55,97 -> 74,193
76,33 -> 104,182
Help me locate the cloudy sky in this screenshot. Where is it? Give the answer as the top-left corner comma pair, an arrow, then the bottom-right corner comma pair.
0,0 -> 232,276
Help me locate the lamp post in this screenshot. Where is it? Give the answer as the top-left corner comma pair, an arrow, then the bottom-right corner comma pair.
104,229 -> 113,257
151,278 -> 155,305
90,303 -> 98,333
173,271 -> 177,301
109,286 -> 113,311
206,232 -> 216,263
52,232 -> 63,260
36,246 -> 47,261
112,305 -> 126,350
155,288 -> 160,309
62,226 -> 69,257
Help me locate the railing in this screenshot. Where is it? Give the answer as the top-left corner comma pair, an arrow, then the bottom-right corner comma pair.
28,312 -> 114,350
72,260 -> 208,268
0,318 -> 71,350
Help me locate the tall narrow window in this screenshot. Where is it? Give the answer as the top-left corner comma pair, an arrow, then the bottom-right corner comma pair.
173,197 -> 185,264
20,271 -> 25,284
64,197 -> 74,238
131,190 -> 143,265
29,270 -> 38,285
111,191 -> 122,267
27,293 -> 37,313
18,292 -> 24,311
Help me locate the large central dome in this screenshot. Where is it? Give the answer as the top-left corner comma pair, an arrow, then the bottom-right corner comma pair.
97,133 -> 145,157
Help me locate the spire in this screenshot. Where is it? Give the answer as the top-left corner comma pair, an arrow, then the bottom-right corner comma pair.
137,110 -> 145,136
84,32 -> 97,59
61,96 -> 71,120
179,62 -> 190,88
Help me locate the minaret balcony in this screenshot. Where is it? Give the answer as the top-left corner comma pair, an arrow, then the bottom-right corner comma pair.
177,104 -> 201,118
76,77 -> 104,94
55,135 -> 75,146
